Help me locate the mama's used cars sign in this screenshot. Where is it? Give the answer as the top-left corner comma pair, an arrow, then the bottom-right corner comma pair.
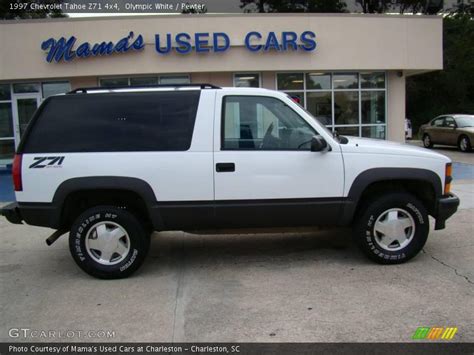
41,31 -> 317,63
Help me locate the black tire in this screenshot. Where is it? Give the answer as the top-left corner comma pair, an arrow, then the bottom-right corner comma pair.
353,192 -> 429,264
458,135 -> 472,152
69,205 -> 150,279
422,134 -> 433,148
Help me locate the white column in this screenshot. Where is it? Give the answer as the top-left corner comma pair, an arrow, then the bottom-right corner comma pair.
387,71 -> 406,142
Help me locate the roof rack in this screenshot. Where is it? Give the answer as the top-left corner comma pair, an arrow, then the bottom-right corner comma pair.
68,83 -> 221,94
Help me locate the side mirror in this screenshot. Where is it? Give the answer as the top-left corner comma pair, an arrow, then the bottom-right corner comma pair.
310,135 -> 328,152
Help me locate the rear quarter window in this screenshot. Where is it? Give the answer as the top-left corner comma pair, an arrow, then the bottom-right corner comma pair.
22,91 -> 201,153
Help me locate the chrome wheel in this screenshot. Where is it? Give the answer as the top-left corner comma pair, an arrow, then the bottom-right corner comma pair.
373,208 -> 415,251
460,137 -> 468,151
85,222 -> 130,265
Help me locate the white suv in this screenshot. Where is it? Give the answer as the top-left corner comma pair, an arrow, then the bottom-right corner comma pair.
0,84 -> 459,279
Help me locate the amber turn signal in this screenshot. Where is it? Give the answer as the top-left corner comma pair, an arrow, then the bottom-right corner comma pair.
444,163 -> 452,195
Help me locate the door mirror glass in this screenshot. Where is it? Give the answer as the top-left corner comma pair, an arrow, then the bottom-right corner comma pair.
310,135 -> 328,152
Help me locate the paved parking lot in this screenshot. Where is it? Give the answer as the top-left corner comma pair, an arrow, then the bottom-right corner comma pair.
0,146 -> 473,343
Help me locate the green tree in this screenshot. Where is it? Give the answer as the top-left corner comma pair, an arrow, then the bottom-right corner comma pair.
1,0 -> 66,19
406,14 -> 474,135
240,0 -> 347,13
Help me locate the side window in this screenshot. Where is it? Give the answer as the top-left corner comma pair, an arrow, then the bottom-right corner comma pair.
23,91 -> 200,153
222,96 -> 317,150
444,117 -> 455,127
431,117 -> 445,127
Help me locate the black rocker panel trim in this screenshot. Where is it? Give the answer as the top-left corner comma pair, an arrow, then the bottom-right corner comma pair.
16,197 -> 347,231
155,198 -> 347,230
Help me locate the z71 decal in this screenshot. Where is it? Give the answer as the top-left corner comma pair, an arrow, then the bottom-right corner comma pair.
29,156 -> 65,169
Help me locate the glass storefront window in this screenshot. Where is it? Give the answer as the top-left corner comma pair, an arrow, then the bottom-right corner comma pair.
334,91 -> 359,125
276,71 -> 387,138
361,72 -> 385,89
307,92 -> 332,126
0,139 -> 15,161
277,73 -> 304,90
0,103 -> 13,138
0,84 -> 11,100
333,73 -> 358,89
362,126 -> 386,139
130,77 -> 159,86
234,73 -> 260,87
306,73 -> 331,90
13,83 -> 40,93
288,92 -> 305,107
17,98 -> 38,136
159,75 -> 190,84
42,82 -> 71,98
100,75 -> 190,87
100,78 -> 129,87
362,91 -> 386,124
335,126 -> 359,137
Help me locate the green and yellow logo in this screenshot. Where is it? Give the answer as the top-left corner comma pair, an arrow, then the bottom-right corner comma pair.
412,327 -> 458,340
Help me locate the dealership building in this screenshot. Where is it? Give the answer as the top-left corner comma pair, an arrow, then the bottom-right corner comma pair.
0,14 -> 442,166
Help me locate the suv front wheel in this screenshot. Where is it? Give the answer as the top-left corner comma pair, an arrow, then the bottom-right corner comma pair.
354,192 -> 429,264
69,205 -> 150,279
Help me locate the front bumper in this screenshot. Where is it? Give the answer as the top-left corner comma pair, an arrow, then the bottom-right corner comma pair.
434,193 -> 460,230
0,202 -> 23,224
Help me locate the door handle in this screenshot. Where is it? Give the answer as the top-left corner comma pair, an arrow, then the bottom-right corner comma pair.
216,162 -> 235,172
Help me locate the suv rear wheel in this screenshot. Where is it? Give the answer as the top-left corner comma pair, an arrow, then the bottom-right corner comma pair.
354,192 -> 429,264
69,205 -> 150,279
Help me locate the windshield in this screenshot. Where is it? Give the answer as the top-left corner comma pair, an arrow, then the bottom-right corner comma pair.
455,116 -> 474,128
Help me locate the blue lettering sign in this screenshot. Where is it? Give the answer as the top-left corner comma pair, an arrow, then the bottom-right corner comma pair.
41,32 -> 145,63
175,33 -> 192,54
264,32 -> 280,51
194,33 -> 210,53
244,31 -> 263,52
213,32 -> 230,52
300,31 -> 317,51
43,31 -> 317,62
155,34 -> 172,54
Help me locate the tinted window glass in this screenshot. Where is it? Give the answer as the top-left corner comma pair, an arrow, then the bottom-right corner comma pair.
277,73 -> 304,90
333,73 -> 358,89
100,78 -> 129,87
306,73 -> 331,90
360,72 -> 385,89
0,103 -> 13,137
42,82 -> 71,98
13,83 -> 40,93
159,75 -> 190,84
130,77 -> 158,86
234,73 -> 260,88
0,84 -> 11,100
23,91 -> 200,153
